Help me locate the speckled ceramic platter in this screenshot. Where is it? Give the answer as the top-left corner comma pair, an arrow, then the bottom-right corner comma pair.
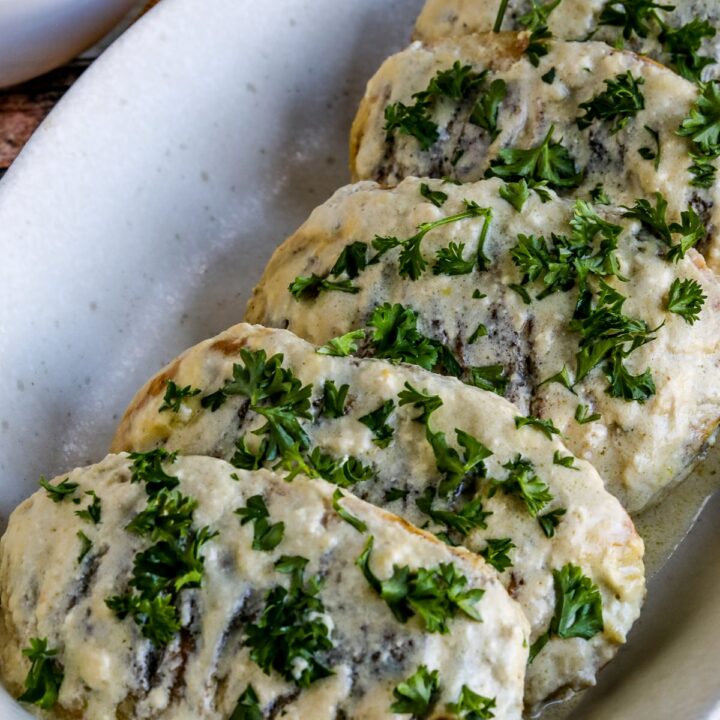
0,0 -> 718,718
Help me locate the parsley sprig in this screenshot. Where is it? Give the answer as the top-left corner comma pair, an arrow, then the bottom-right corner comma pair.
358,399 -> 396,448
390,665 -> 440,715
447,684 -> 497,719
667,277 -> 706,324
598,0 -> 672,40
530,563 -> 604,662
231,685 -> 262,720
18,638 -> 64,710
245,556 -> 334,687
577,71 -> 645,134
480,538 -> 516,573
357,536 -> 484,632
236,495 -> 285,551
159,380 -> 201,413
316,329 -> 366,357
677,81 -> 720,187
39,475 -> 78,502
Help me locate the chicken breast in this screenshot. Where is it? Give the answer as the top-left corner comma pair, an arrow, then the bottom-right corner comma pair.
350,34 -> 720,268
111,323 -> 645,708
0,454 -> 529,719
414,0 -> 720,82
245,177 -> 720,515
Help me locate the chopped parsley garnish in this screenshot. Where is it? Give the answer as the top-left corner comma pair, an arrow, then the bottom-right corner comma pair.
660,19 -> 716,83
577,71 -> 645,134
447,684 -> 497,719
530,563 -> 604,662
472,289 -> 487,299
384,100 -> 440,150
622,192 -> 705,261
667,277 -> 706,324
316,329 -> 365,357
106,481 -> 217,646
499,179 -> 530,212
308,449 -> 375,488
39,476 -> 78,502
245,555 -> 334,687
288,274 -> 359,301
515,414 -> 561,440
357,536 -> 484,632
467,364 -> 509,396
486,125 -> 583,190
398,381 -> 443,424
330,241 -> 368,279
575,403 -> 601,424
230,685 -> 262,720
434,242 -> 476,276
390,665 -> 440,715
18,638 -> 64,710
677,81 -> 720,187
494,455 -> 553,518
385,488 -> 410,502
638,125 -> 661,169
553,450 -> 578,469
426,426 -> 493,497
371,200 -> 492,281
542,67 -> 557,84
416,488 -> 492,537
468,323 -> 488,344
469,79 -> 507,139
480,538 -> 516,573
367,303 -> 462,374
236,495 -> 285,552
358,399 -> 396,448
159,380 -> 201,413
537,364 -> 574,391
590,183 -> 611,205
538,508 -> 567,538
332,488 -> 367,533
322,380 -> 349,419
128,448 -> 179,496
74,490 -> 101,524
598,0 -> 672,41
77,530 -> 92,563
493,0 -> 510,31
509,283 -> 532,304
518,0 -> 561,66
420,182 -> 448,207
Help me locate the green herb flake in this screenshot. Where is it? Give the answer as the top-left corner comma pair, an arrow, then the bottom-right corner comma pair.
416,488 -> 492,537
74,490 -> 102,525
426,427 -> 493,497
390,665 -> 440,715
316,329 -> 366,357
590,183 -> 611,205
330,241 -> 368,279
577,71 -> 645,134
18,638 -> 64,710
538,507 -> 567,538
495,455 -> 553,518
322,380 -> 349,419
472,289 -> 487,299
480,538 -> 515,573
230,684 -> 263,720
598,0 -> 672,41
128,448 -> 179,496
332,488 -> 367,533
159,380 -> 201,413
638,124 -> 661,170
77,530 -> 92,563
553,450 -> 578,469
385,488 -> 409,502
469,78 -> 508,139
575,404 -> 601,424
468,323 -> 488,344
447,683 -> 497,719
236,495 -> 285,552
398,381 -> 443,424
420,182 -> 449,207
288,273 -> 359,301
39,476 -> 78,503
358,399 -> 396,448
467,364 -> 509,396
542,67 -> 557,84
515,414 -> 561,439
666,277 -> 706,324
499,179 -> 531,212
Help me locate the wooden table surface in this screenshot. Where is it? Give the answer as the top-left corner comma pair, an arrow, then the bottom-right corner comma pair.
0,1 -> 157,180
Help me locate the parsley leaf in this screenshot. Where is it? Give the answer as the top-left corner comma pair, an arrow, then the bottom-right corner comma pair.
638,124 -> 661,170
18,638 -> 64,710
577,71 -> 645,134
515,414 -> 561,440
530,563 -> 604,661
332,488 -> 367,533
469,79 -> 508,139
677,81 -> 720,186
390,665 -> 440,715
384,100 -> 439,150
590,183 -> 611,205
358,399 -> 396,448
77,530 -> 92,563
230,685 -> 262,720
159,380 -> 200,413
245,556 -> 334,687
416,488 -> 492,537
128,448 -> 179,496
468,323 -> 488,344
480,538 -> 515,573
357,536 -> 484,632
236,495 -> 285,551
322,380 -> 349,419
494,0 -> 510,31
434,241 -> 476,275
447,684 -> 497,719
598,0 -> 672,40
667,277 -> 706,324
537,364 -> 574,391
426,427 -> 493,497
398,381 -> 443,424
74,490 -> 101,524
308,449 -> 375,488
330,241 -> 368,279
316,329 -> 365,357
660,19 -> 716,83
289,274 -> 359,301
106,594 -> 182,647
553,450 -> 577,469
39,475 -> 78,502
538,508 -> 567,538
495,455 -> 553,518
499,179 -> 530,212
385,488 -> 410,502
368,303 -> 438,370
486,125 -> 583,190
420,182 -> 448,207
467,364 -> 509,395
575,403 -> 601,424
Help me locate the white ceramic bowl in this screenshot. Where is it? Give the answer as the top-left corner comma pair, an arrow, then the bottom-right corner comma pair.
0,0 -> 139,87
0,0 -> 718,718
